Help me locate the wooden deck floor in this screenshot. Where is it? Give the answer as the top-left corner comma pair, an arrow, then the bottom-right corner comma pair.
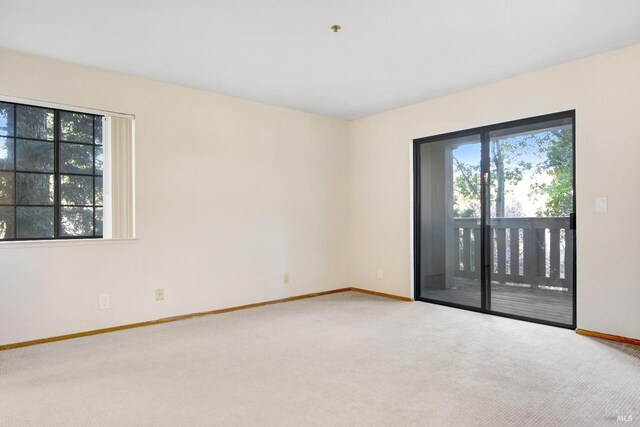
421,279 -> 573,325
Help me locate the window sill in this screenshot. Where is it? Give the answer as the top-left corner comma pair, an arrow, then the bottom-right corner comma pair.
0,238 -> 138,249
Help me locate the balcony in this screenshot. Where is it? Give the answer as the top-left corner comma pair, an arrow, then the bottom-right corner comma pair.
421,217 -> 574,325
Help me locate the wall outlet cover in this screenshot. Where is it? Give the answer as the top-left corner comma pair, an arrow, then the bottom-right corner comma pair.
99,294 -> 110,310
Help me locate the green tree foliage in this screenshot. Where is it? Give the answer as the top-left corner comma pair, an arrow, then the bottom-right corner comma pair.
0,206 -> 13,238
531,129 -> 573,217
61,143 -> 94,174
453,138 -> 533,218
453,157 -> 480,218
490,138 -> 533,217
60,112 -> 94,143
61,207 -> 94,237
17,105 -> 54,140
453,128 -> 573,218
17,140 -> 54,171
17,206 -> 54,238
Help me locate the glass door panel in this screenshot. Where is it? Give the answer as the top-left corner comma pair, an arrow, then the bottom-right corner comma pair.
417,134 -> 482,308
487,117 -> 574,325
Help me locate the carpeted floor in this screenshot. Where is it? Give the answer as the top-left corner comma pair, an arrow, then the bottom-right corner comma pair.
1,291 -> 638,426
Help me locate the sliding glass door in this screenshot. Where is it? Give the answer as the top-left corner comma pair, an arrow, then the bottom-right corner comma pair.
416,134 -> 483,308
414,111 -> 575,328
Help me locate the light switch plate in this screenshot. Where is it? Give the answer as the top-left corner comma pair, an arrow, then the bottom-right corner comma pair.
596,197 -> 608,213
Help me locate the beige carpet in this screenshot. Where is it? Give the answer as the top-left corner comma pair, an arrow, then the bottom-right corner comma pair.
1,292 -> 638,426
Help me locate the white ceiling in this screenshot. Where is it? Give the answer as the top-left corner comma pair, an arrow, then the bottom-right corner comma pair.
1,0 -> 640,120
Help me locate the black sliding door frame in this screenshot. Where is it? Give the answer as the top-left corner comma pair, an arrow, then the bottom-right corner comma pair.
413,110 -> 576,329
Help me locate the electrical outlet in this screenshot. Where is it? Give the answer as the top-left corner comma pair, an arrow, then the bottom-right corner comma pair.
283,274 -> 289,285
99,294 -> 110,310
377,269 -> 383,280
155,288 -> 164,301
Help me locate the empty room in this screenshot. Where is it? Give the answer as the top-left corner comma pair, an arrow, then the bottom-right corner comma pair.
1,1 -> 639,425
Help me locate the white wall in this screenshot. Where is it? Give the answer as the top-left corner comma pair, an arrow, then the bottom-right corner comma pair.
3,43 -> 640,345
0,49 -> 350,345
349,43 -> 640,340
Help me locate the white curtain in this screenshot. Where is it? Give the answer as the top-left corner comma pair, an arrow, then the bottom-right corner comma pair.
108,116 -> 135,239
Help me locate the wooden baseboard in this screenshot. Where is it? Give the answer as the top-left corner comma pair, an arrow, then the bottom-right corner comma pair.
576,329 -> 640,347
0,288 -> 351,351
350,287 -> 413,302
0,287 -> 410,351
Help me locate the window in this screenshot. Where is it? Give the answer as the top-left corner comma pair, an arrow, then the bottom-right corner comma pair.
0,101 -> 104,240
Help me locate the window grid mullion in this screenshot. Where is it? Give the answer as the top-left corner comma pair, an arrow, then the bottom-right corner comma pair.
11,170 -> 102,177
54,110 -> 60,239
92,117 -> 96,237
13,103 -> 17,239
